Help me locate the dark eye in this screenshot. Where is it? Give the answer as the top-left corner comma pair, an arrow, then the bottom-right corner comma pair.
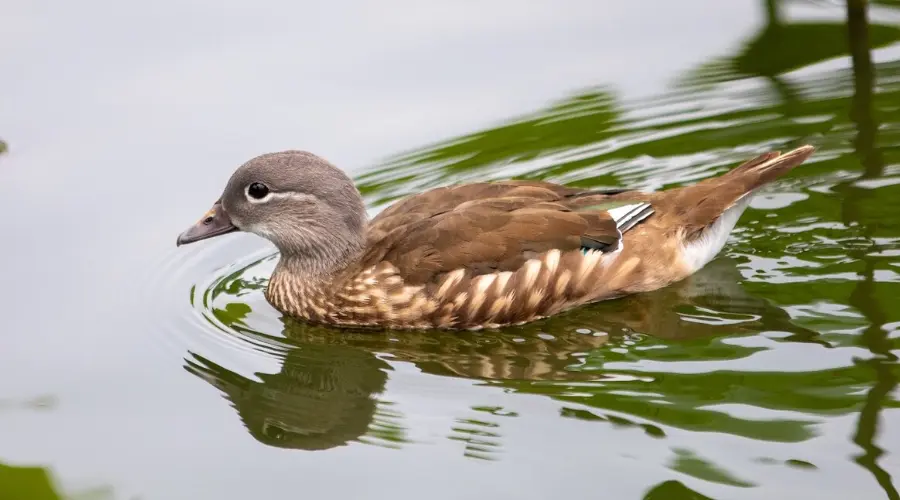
247,182 -> 269,199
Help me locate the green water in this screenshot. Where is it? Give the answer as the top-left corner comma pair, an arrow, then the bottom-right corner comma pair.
2,1 -> 900,499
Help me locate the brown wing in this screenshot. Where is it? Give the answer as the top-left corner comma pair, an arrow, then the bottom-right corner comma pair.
367,180 -> 631,242
367,181 -> 585,242
361,192 -> 624,286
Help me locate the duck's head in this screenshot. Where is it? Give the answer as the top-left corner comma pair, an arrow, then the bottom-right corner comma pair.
177,151 -> 367,265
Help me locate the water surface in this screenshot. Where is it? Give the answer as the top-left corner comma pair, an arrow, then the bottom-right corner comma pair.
1,1 -> 899,499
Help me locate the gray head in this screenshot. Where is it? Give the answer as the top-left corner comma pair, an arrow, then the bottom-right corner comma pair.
177,151 -> 367,272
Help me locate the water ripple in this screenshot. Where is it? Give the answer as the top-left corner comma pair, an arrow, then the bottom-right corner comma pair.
140,235 -> 288,374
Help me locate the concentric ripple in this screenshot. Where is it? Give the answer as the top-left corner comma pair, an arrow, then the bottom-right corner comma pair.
139,234 -> 292,376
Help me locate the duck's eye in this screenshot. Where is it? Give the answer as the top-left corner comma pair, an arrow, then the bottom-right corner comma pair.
247,182 -> 269,199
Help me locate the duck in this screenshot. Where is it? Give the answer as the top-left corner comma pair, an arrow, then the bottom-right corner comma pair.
177,145 -> 815,330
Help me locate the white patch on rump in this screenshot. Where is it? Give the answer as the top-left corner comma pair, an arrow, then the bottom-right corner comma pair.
680,194 -> 754,273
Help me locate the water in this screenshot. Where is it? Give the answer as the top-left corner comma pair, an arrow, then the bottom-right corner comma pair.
2,1 -> 899,499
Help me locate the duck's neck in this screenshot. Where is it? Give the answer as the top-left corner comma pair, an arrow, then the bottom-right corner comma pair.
268,216 -> 367,280
273,237 -> 364,284
265,236 -> 366,319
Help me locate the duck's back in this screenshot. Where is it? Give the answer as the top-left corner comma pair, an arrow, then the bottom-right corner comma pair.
366,181 -> 590,241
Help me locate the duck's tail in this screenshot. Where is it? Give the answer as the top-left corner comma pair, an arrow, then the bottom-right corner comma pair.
668,145 -> 816,273
668,145 -> 816,237
718,145 -> 816,191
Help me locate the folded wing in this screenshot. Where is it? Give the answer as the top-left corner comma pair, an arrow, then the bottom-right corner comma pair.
363,182 -> 653,285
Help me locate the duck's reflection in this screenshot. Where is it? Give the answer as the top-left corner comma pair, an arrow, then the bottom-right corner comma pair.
584,256 -> 822,344
185,343 -> 392,451
184,256 -> 817,451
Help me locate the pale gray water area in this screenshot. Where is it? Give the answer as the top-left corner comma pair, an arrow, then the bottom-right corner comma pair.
2,1 -> 900,499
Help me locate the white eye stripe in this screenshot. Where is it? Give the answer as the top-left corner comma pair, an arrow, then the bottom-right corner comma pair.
244,189 -> 314,204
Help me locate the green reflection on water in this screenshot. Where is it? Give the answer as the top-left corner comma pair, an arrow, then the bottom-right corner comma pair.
0,463 -> 62,500
643,479 -> 716,500
669,448 -> 755,488
0,462 -> 116,500
182,0 -> 900,497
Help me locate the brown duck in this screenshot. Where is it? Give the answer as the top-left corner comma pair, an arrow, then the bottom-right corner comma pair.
177,145 -> 815,330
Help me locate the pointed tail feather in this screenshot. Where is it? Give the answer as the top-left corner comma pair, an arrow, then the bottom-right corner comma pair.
668,145 -> 816,236
720,145 -> 816,189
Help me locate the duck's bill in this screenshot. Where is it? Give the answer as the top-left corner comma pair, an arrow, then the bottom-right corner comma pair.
176,201 -> 238,246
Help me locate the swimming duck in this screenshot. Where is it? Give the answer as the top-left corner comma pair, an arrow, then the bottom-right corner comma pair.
177,145 -> 815,330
